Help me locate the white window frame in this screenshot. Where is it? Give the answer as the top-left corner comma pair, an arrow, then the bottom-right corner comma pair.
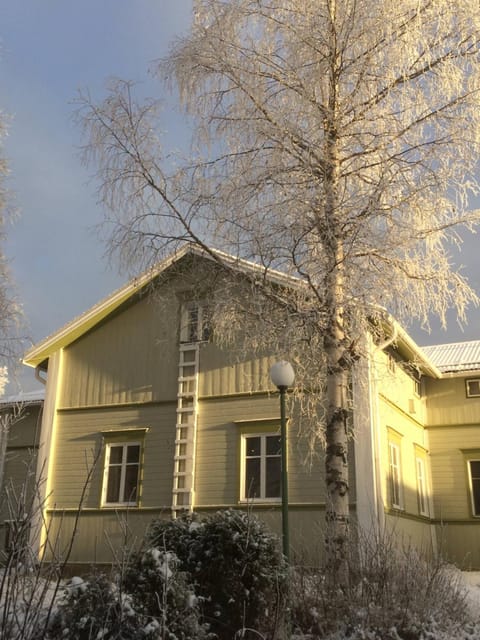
466,379 -> 480,398
180,302 -> 209,343
467,459 -> 480,517
102,442 -> 141,507
413,377 -> 421,397
387,352 -> 396,373
415,456 -> 429,516
240,433 -> 282,503
388,441 -> 403,510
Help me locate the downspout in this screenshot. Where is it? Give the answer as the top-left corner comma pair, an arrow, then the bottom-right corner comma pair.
35,365 -> 47,386
367,336 -> 385,533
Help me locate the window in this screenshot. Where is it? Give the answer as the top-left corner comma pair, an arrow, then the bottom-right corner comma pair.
102,443 -> 141,506
387,352 -> 396,373
388,440 -> 403,509
241,434 -> 282,501
468,460 -> 480,517
180,302 -> 210,343
416,456 -> 429,516
413,377 -> 421,397
466,379 -> 480,398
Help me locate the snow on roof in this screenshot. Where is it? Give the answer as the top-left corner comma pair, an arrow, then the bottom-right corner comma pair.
0,389 -> 45,405
421,340 -> 480,373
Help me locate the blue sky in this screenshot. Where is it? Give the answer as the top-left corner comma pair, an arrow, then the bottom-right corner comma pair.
1,1 -> 480,393
0,1 -> 192,392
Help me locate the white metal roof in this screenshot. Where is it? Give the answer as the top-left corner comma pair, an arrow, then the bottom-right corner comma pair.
421,340 -> 480,373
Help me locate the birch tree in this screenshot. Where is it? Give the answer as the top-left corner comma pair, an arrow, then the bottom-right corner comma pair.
0,111 -> 21,370
78,0 -> 480,583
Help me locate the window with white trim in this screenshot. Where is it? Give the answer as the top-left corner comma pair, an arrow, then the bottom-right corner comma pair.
468,460 -> 480,517
388,440 -> 403,509
416,456 -> 429,516
466,379 -> 480,398
180,302 -> 210,343
102,442 -> 141,506
241,434 -> 282,501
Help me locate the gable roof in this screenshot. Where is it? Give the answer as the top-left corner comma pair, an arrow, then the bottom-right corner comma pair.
22,245 -> 301,369
23,243 -> 443,378
421,340 -> 480,374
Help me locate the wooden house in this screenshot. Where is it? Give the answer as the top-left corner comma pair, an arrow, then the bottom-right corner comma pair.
14,246 -> 480,570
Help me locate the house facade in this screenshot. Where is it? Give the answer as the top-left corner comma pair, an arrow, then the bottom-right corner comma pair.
0,391 -> 44,555
12,247 -> 480,570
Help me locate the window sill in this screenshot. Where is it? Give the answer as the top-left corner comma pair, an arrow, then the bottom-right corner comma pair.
101,503 -> 139,509
238,498 -> 281,505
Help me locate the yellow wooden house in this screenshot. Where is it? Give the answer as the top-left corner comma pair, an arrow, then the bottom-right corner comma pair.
14,246 -> 480,570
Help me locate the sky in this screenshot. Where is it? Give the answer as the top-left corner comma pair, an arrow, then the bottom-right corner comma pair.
0,1 -> 192,393
1,1 -> 480,394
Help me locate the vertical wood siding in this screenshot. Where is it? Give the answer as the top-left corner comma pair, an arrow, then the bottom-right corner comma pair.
60,293 -> 179,408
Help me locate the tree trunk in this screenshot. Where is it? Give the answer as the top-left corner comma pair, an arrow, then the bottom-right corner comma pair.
323,0 -> 350,588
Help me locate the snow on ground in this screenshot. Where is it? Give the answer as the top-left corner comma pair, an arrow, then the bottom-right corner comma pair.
462,571 -> 480,617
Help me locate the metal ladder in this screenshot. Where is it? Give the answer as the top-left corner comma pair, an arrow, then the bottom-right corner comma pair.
171,342 -> 199,516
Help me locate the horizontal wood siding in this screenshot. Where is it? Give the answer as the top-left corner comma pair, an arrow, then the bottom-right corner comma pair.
2,404 -> 42,449
375,350 -> 425,423
384,512 -> 435,553
425,377 -> 480,426
44,510 -> 167,564
378,398 -> 429,517
433,522 -> 480,569
428,424 -> 480,520
425,376 -> 480,526
373,351 -> 430,520
0,448 -> 38,523
50,405 -> 176,509
195,395 -> 335,508
60,293 -> 179,408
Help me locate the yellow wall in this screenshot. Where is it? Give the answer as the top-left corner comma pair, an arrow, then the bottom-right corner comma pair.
424,376 -> 480,567
60,292 -> 179,408
50,404 -> 177,510
368,349 -> 433,551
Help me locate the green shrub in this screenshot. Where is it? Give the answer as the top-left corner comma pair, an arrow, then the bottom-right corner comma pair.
130,509 -> 287,639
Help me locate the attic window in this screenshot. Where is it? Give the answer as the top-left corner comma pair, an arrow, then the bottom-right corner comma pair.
180,302 -> 210,343
466,379 -> 480,398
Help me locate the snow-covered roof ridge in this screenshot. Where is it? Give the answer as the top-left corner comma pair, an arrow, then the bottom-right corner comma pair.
421,340 -> 480,373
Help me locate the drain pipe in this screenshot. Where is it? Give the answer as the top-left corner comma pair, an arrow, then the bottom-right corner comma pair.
34,365 -> 47,386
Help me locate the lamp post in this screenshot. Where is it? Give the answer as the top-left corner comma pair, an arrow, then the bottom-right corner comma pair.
270,360 -> 295,562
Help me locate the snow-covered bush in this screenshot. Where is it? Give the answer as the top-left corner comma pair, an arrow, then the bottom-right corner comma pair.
135,509 -> 287,639
47,573 -> 140,640
123,549 -> 209,640
48,563 -> 207,640
289,529 -> 474,640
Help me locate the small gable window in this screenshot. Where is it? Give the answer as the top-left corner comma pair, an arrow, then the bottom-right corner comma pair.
180,302 -> 210,343
466,379 -> 480,398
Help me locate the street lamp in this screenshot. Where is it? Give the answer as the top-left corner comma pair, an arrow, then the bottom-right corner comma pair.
270,360 -> 295,561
